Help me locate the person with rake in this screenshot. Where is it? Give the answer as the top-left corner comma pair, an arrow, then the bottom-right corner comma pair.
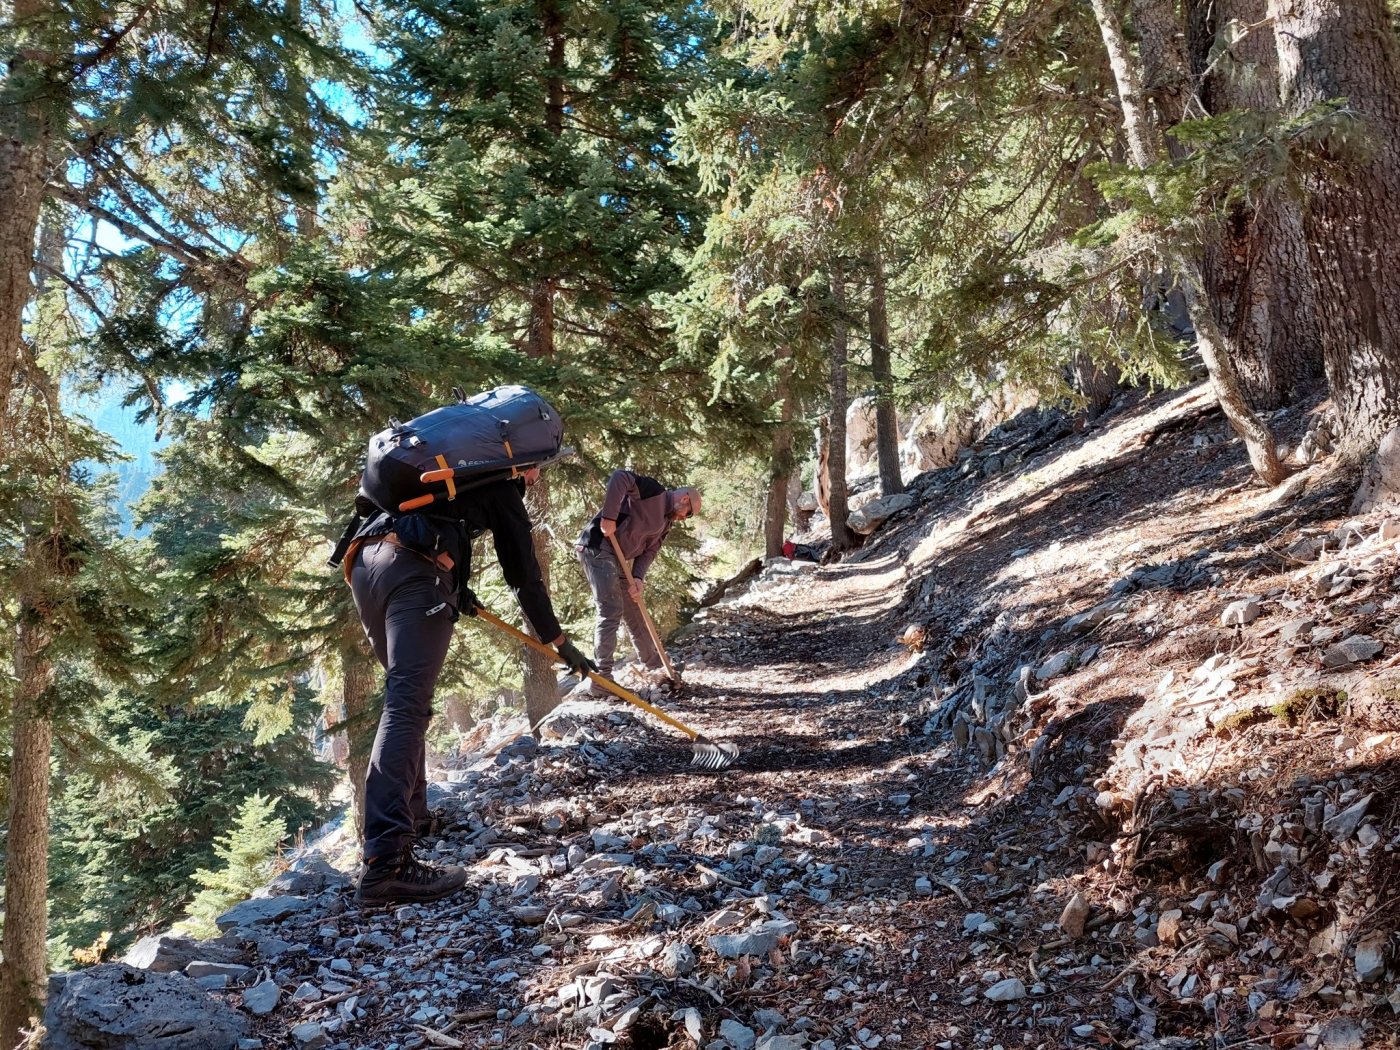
572,470 -> 699,698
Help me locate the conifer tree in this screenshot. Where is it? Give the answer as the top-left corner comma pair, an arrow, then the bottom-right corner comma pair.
179,793 -> 287,939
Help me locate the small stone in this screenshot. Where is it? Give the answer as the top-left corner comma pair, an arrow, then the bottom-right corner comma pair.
1157,909 -> 1184,948
983,978 -> 1026,1002
215,896 -> 311,931
1353,930 -> 1389,982
1323,793 -> 1374,841
914,877 -> 933,897
1036,651 -> 1073,682
242,978 -> 281,1017
1317,1018 -> 1365,1050
1058,893 -> 1091,939
290,1021 -> 331,1049
720,1018 -> 758,1050
658,942 -> 697,978
962,912 -> 988,933
709,930 -> 779,959
1321,635 -> 1382,668
1221,599 -> 1261,627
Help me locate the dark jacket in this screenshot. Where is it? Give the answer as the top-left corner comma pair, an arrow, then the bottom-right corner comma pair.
577,470 -> 673,579
349,478 -> 561,641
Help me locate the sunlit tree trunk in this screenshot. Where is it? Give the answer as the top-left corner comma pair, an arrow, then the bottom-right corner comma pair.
764,350 -> 795,558
518,0 -> 567,726
1188,0 -> 1324,409
867,249 -> 903,496
1269,0 -> 1400,455
828,267 -> 854,551
0,0 -> 57,1040
1092,0 -> 1288,483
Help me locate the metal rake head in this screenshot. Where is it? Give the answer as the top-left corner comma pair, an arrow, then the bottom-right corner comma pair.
690,738 -> 740,771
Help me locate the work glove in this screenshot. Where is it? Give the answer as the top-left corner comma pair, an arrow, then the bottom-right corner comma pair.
459,587 -> 479,617
555,638 -> 598,676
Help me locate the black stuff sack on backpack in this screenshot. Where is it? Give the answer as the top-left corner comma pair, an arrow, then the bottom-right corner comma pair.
360,385 -> 564,515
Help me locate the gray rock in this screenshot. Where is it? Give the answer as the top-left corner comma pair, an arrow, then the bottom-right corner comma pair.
984,977 -> 1026,1002
1220,599 -> 1261,627
185,960 -> 253,982
658,942 -> 697,978
1317,1018 -> 1365,1050
756,1036 -> 807,1050
1323,793 -> 1375,842
266,858 -> 348,896
43,963 -> 247,1050
1036,651 -> 1073,682
215,895 -> 311,931
720,1019 -> 757,1050
289,1021 -> 331,1049
193,974 -> 229,990
1321,635 -> 1382,668
1353,930 -> 1390,982
709,930 -> 779,958
241,978 -> 281,1017
122,933 -> 242,973
847,493 -> 915,536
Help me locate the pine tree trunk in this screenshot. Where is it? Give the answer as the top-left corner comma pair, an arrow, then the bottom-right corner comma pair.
0,0 -> 50,440
0,2 -> 55,1039
521,473 -> 558,729
516,0 -> 567,727
1091,0 -> 1289,484
1188,0 -> 1324,410
0,607 -> 53,1048
867,250 -> 903,497
828,268 -> 854,551
764,353 -> 795,558
1269,0 -> 1400,456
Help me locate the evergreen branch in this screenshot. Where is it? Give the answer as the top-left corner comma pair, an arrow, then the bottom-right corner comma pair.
91,145 -> 251,268
66,0 -> 160,84
47,182 -> 245,292
32,260 -> 109,323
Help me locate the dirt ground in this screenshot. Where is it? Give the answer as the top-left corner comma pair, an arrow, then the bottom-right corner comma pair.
242,382 -> 1400,1050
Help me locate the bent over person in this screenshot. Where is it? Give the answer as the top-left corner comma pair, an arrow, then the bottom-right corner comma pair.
574,470 -> 699,692
335,397 -> 595,903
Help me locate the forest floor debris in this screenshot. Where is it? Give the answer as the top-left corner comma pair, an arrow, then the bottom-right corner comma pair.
92,383 -> 1400,1050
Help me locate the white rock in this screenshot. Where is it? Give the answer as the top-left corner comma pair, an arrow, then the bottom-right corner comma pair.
1220,599 -> 1261,627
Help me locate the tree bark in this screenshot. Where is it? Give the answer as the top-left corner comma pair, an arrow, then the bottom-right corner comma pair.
0,602 -> 54,1048
828,268 -> 854,551
518,0 -> 567,727
1269,0 -> 1400,456
867,249 -> 903,497
1186,0 -> 1324,410
0,0 -> 51,444
764,350 -> 795,558
1092,0 -> 1289,484
0,0 -> 56,1040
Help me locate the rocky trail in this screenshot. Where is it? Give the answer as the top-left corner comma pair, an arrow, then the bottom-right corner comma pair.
47,384 -> 1400,1050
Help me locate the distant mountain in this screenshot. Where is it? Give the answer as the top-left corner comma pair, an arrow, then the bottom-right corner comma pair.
68,385 -> 165,533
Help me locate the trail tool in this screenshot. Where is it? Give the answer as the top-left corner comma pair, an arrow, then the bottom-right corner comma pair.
605,532 -> 681,686
474,606 -> 739,771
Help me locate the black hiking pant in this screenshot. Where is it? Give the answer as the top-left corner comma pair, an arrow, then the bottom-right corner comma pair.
349,541 -> 458,861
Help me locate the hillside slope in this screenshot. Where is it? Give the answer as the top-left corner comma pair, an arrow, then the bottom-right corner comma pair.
65,382 -> 1400,1050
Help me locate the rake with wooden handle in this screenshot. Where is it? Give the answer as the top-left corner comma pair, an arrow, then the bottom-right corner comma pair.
605,533 -> 681,685
473,606 -> 739,771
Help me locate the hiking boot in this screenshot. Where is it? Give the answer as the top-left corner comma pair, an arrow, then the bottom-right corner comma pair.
355,847 -> 467,904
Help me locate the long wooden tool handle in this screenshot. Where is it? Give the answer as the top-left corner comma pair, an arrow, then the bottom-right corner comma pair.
473,606 -> 701,741
605,534 -> 680,683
